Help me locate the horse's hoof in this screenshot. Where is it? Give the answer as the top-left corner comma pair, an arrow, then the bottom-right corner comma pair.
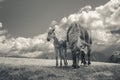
72,65 -> 75,68
64,63 -> 68,66
81,62 -> 83,65
76,65 -> 80,68
56,64 -> 58,67
88,62 -> 91,65
66,63 -> 68,66
64,64 -> 68,67
72,65 -> 80,69
83,62 -> 87,66
72,64 -> 74,67
59,65 -> 62,67
84,61 -> 87,64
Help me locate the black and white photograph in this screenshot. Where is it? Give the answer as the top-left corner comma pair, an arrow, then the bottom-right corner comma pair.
0,0 -> 120,80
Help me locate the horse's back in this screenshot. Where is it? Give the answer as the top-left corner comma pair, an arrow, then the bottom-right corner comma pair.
67,23 -> 92,47
67,23 -> 80,45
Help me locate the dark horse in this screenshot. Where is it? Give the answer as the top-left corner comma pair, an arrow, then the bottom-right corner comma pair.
67,22 -> 92,68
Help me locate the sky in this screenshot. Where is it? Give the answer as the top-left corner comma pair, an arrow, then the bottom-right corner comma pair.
0,0 -> 109,37
0,0 -> 120,57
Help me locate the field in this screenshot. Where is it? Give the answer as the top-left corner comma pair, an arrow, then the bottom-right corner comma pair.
0,57 -> 120,80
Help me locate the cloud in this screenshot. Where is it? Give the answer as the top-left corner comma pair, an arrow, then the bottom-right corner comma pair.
0,23 -> 2,28
79,5 -> 92,13
49,0 -> 120,45
0,0 -> 120,56
9,33 -> 54,54
0,23 -> 54,57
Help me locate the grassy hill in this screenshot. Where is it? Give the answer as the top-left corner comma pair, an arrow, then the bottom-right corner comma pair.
0,57 -> 119,80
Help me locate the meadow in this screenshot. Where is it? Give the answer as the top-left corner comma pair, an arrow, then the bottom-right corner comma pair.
0,57 -> 119,80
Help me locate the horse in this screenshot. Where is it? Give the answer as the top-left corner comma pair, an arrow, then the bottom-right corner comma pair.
47,27 -> 68,67
67,22 -> 92,68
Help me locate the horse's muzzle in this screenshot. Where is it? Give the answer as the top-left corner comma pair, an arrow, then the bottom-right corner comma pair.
47,38 -> 50,41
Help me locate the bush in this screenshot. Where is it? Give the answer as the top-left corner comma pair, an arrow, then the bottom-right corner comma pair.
109,51 -> 120,63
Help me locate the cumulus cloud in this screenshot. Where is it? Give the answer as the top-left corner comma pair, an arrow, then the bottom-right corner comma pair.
0,23 -> 2,28
9,33 -> 54,54
0,0 -> 120,56
0,23 -> 54,57
49,0 -> 120,45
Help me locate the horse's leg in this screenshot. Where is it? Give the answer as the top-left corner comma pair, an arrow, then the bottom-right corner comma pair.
76,52 -> 80,68
62,49 -> 65,67
88,47 -> 91,65
81,51 -> 86,66
74,52 -> 77,68
55,48 -> 59,67
72,50 -> 79,68
62,48 -> 66,66
65,47 -> 68,66
63,47 -> 68,66
80,52 -> 83,64
59,48 -> 62,67
72,50 -> 76,68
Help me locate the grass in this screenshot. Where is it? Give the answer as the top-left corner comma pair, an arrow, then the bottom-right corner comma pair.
0,61 -> 119,80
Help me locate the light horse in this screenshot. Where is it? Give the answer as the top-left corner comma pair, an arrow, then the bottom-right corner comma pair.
67,22 -> 92,68
47,27 -> 68,67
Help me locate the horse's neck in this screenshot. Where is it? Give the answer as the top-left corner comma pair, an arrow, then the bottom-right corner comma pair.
53,36 -> 60,46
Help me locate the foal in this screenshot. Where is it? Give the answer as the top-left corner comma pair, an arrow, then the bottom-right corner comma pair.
47,28 -> 68,67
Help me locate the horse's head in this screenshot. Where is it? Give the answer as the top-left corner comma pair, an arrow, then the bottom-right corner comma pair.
47,27 -> 55,41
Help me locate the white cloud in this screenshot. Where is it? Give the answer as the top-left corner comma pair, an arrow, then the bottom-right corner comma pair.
0,24 -> 54,56
0,22 -> 2,28
49,0 -> 120,45
79,5 -> 92,13
0,0 -> 120,56
50,20 -> 58,27
10,33 -> 54,54
0,30 -> 7,35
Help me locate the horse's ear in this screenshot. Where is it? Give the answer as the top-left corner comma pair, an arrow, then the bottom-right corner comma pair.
52,28 -> 55,32
49,27 -> 52,30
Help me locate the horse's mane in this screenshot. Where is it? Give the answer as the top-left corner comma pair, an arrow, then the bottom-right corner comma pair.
54,26 -> 67,41
67,23 -> 81,43
67,22 -> 92,48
